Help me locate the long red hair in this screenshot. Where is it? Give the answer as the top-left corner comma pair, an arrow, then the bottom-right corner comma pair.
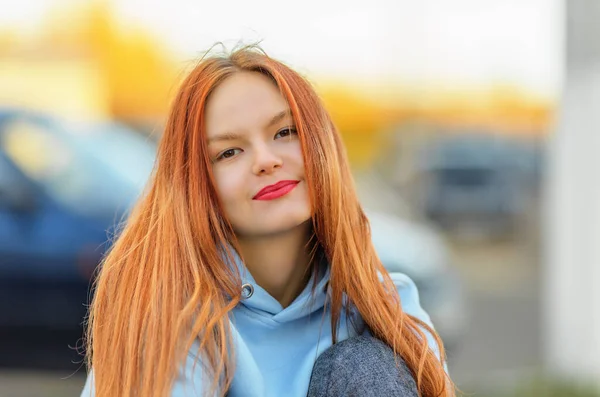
84,46 -> 455,397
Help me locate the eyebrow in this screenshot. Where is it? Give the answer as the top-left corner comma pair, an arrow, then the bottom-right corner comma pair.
207,109 -> 292,144
266,109 -> 291,128
207,131 -> 243,145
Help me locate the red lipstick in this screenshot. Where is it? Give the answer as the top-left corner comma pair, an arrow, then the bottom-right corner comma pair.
253,180 -> 300,201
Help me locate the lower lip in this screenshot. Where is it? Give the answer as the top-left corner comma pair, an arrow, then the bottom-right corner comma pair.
254,182 -> 299,201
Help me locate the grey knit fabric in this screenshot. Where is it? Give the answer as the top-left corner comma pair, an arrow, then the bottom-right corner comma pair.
307,336 -> 419,397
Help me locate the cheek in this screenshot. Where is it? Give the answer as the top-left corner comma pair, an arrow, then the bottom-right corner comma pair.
289,142 -> 306,175
213,166 -> 247,205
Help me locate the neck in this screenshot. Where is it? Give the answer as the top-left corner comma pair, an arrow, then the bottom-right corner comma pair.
237,222 -> 312,308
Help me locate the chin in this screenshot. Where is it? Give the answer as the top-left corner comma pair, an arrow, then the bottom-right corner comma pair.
266,217 -> 311,234
238,214 -> 311,238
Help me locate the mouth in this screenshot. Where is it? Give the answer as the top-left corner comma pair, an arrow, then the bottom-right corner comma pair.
253,180 -> 300,201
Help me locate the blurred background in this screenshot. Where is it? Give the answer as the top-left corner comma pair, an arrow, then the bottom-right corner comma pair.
0,1 -> 598,396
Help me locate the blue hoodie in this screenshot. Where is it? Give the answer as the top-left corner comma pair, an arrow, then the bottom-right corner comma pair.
81,255 -> 440,397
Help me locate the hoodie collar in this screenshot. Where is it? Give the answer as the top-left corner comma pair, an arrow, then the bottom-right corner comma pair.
228,248 -> 330,322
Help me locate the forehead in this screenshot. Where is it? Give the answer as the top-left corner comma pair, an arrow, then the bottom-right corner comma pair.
204,72 -> 289,137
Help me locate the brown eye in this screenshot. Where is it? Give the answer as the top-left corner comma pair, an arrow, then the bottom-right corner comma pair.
274,127 -> 297,140
216,148 -> 241,161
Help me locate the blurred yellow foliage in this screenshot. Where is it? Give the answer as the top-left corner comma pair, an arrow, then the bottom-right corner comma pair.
412,86 -> 553,134
41,3 -> 178,121
0,30 -> 17,53
317,85 -> 397,167
318,83 -> 553,166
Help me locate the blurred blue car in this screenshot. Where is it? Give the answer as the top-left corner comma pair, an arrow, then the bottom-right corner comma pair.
0,109 -> 156,329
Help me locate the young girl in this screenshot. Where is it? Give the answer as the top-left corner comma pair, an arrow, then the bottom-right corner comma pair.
81,46 -> 455,397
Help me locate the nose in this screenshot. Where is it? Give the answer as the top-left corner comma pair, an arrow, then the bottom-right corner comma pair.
251,144 -> 283,175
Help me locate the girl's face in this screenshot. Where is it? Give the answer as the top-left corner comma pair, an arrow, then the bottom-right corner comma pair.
204,72 -> 311,238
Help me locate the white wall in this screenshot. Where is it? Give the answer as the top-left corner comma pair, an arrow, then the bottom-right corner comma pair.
545,0 -> 600,383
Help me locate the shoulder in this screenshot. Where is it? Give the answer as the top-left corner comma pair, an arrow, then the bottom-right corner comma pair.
386,271 -> 445,365
387,272 -> 433,327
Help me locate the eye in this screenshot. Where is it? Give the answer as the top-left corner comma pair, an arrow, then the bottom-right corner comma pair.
274,127 -> 297,140
216,148 -> 242,161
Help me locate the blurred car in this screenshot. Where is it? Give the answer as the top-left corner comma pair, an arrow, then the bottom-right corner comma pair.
416,134 -> 538,239
0,109 -> 156,330
368,210 -> 468,351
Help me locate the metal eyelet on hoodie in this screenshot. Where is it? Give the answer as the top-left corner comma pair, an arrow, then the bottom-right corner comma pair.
241,283 -> 254,299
